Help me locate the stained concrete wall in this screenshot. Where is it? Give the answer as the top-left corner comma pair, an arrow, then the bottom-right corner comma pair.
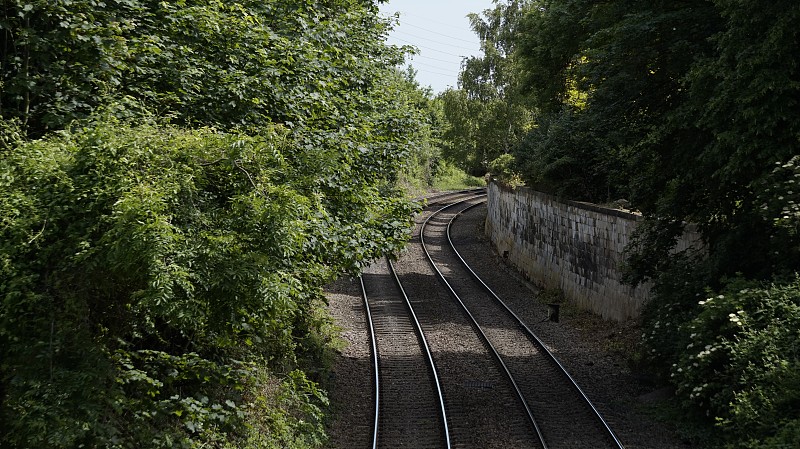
485,183 -> 701,321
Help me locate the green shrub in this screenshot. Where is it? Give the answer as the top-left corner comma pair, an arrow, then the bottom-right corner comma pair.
430,162 -> 486,191
664,275 -> 800,447
637,249 -> 714,376
0,117 -> 413,448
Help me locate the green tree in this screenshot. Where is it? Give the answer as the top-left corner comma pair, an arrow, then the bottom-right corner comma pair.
1,0 -> 432,447
439,88 -> 482,174
0,0 -> 136,134
513,0 -> 720,201
439,0 -> 534,177
512,0 -> 799,278
1,0 -> 407,135
511,1 -> 800,444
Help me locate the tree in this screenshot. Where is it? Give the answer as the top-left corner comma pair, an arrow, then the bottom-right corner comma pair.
0,0 -> 137,134
620,0 -> 800,282
439,0 -> 534,176
511,1 -> 800,444
1,0 -> 407,135
1,1 -> 432,447
513,0 -> 721,201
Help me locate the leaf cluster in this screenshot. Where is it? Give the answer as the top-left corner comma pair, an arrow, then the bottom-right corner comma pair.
0,117 -> 417,447
1,0 -> 431,447
657,276 -> 800,447
451,1 -> 800,445
437,1 -> 534,178
1,0 -> 407,136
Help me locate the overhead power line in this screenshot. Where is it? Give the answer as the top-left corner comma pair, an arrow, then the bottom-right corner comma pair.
412,67 -> 457,77
402,11 -> 485,32
391,36 -> 466,58
409,53 -> 464,65
408,60 -> 455,73
394,29 -> 478,52
401,22 -> 480,46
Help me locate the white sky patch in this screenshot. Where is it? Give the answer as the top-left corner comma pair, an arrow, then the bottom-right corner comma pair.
379,0 -> 495,93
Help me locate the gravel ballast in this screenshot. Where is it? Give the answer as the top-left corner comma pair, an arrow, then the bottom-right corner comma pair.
324,201 -> 695,449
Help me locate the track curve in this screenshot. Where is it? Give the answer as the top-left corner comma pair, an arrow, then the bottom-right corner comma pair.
421,196 -> 626,449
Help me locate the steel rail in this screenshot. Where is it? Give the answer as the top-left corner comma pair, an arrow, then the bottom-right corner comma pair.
360,188 -> 481,449
420,194 -> 549,449
447,200 -> 627,449
386,257 -> 452,449
416,187 -> 486,204
358,276 -> 380,449
414,188 -> 487,213
360,259 -> 451,449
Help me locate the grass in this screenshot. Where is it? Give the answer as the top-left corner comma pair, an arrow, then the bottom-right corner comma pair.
431,163 -> 486,191
399,161 -> 486,198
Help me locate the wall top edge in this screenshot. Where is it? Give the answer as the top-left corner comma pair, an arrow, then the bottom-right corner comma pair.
490,181 -> 642,221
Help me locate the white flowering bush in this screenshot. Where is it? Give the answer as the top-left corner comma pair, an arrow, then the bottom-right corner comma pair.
669,276 -> 800,447
638,250 -> 713,374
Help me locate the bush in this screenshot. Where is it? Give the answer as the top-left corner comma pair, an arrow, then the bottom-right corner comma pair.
660,275 -> 800,447
638,249 -> 714,377
0,117 -> 413,448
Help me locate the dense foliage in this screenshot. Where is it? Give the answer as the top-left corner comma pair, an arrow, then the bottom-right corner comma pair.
667,277 -> 800,446
445,0 -> 799,446
509,0 -> 799,280
438,0 -> 533,177
388,68 -> 485,194
1,0 -> 410,135
1,0 -> 430,447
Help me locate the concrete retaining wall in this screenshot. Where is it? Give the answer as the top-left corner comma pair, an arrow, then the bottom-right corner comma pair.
485,183 -> 700,321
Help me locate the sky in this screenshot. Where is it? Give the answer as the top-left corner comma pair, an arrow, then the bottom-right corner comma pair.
378,0 -> 497,94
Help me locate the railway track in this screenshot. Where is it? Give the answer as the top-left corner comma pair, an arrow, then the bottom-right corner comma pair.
359,190 -> 481,449
358,190 -> 625,448
421,196 -> 625,448
360,257 -> 448,449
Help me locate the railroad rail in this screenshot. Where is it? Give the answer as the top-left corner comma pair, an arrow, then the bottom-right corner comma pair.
359,190 -> 482,449
360,256 -> 448,449
359,189 -> 623,448
391,190 -> 542,448
420,196 -> 626,449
